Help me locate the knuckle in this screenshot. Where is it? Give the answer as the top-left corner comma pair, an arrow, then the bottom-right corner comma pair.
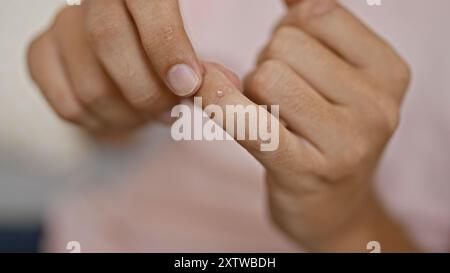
127,91 -> 161,111
370,96 -> 401,134
392,59 -> 412,88
292,2 -> 314,24
385,107 -> 401,133
51,6 -> 81,34
378,101 -> 401,133
273,26 -> 297,41
28,34 -> 45,57
250,60 -> 285,96
77,86 -> 110,107
27,33 -> 48,74
55,103 -> 84,123
266,27 -> 292,57
269,26 -> 311,57
86,13 -> 126,48
291,0 -> 337,24
52,7 -> 75,27
358,90 -> 400,135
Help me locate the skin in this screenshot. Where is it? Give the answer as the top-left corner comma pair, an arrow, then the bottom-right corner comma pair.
28,0 -> 202,133
28,0 -> 418,252
197,0 -> 416,252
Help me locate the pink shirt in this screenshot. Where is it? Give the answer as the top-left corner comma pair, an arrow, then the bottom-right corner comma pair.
44,0 -> 450,252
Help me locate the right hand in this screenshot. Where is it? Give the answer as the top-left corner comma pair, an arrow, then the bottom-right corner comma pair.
28,0 -> 203,132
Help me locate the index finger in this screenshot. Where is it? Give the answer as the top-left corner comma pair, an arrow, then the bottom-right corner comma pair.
126,0 -> 203,97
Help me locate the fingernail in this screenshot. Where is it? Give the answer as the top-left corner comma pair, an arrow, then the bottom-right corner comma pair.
166,64 -> 200,97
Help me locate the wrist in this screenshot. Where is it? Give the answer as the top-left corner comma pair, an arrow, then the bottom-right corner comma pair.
309,190 -> 418,252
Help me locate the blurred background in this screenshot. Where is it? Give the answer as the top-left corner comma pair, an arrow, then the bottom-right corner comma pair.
0,0 -> 90,252
0,0 -> 161,252
0,0 -> 73,251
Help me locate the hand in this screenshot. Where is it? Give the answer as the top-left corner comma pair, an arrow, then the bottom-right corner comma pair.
196,0 -> 414,251
28,0 -> 202,133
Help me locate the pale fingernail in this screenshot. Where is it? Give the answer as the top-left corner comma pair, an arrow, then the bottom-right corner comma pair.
166,64 -> 200,97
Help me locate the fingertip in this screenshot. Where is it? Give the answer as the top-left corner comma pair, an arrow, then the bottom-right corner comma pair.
202,61 -> 243,91
194,61 -> 243,106
166,63 -> 202,97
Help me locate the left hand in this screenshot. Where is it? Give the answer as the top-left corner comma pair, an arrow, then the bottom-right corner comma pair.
196,0 -> 412,251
